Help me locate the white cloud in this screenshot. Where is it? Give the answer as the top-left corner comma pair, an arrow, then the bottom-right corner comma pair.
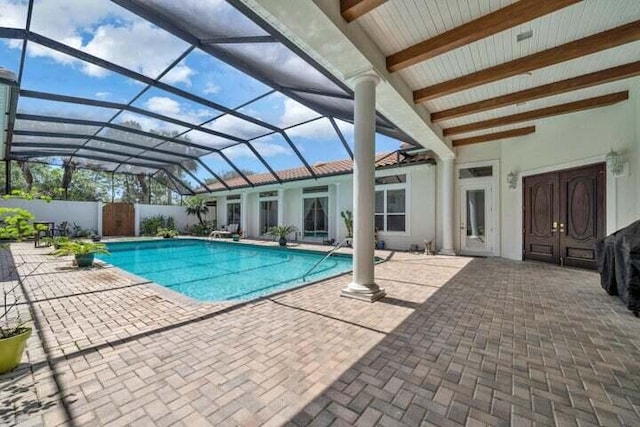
276,98 -> 355,142
1,0 -> 194,84
145,96 -> 213,122
162,64 -> 195,86
95,91 -> 111,99
279,98 -> 319,128
118,112 -> 185,136
203,81 -> 220,95
145,96 -> 182,116
205,113 -> 271,140
0,0 -> 27,28
223,140 -> 290,160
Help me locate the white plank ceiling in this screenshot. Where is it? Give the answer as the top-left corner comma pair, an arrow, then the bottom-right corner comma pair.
357,0 -> 640,138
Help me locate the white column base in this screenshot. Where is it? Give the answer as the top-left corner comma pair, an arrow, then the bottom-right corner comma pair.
341,283 -> 386,302
438,248 -> 456,256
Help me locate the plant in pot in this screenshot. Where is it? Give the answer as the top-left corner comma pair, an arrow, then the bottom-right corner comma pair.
0,279 -> 31,374
340,210 -> 353,246
267,225 -> 297,247
0,191 -> 53,373
42,235 -> 70,249
53,241 -> 110,267
156,227 -> 178,238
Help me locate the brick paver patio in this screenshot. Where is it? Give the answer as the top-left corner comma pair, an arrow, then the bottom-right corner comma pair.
1,241 -> 639,426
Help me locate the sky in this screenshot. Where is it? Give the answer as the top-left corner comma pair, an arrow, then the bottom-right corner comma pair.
0,0 -> 404,190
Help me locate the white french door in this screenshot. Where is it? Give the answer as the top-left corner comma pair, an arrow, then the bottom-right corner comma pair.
459,183 -> 494,255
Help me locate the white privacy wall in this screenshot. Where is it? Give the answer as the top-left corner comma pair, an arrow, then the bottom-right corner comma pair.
0,199 -> 196,236
448,82 -> 640,260
0,199 -> 101,233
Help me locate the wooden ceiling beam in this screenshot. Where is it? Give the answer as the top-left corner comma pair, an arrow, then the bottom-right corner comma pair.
414,20 -> 640,103
443,91 -> 628,137
387,0 -> 581,73
341,0 -> 387,22
432,61 -> 640,122
452,126 -> 536,147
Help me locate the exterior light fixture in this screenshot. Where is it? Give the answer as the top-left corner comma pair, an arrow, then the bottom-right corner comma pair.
506,170 -> 518,190
606,149 -> 623,176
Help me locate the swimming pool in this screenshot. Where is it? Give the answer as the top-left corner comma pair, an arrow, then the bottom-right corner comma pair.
97,239 -> 353,302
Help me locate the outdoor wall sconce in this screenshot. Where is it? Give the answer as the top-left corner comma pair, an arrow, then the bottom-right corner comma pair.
606,149 -> 623,176
506,170 -> 518,190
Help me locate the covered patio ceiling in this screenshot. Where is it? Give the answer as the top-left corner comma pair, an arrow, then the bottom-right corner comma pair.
337,0 -> 639,146
0,0 -> 418,195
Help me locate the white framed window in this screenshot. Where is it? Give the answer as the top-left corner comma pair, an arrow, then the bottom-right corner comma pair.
375,174 -> 407,233
302,186 -> 329,238
258,191 -> 278,235
226,196 -> 241,228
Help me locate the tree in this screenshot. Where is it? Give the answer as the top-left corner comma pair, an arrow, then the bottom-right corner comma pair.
0,161 -> 27,194
185,196 -> 209,226
61,160 -> 75,200
17,161 -> 33,192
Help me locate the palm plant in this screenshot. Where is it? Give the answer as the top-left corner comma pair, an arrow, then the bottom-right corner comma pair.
185,197 -> 209,226
340,210 -> 353,238
53,241 -> 110,268
267,225 -> 297,246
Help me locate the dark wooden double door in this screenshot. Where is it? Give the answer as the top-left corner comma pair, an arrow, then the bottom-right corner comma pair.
523,163 -> 605,269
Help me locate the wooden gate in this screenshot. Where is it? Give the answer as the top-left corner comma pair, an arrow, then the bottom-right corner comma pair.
103,203 -> 135,236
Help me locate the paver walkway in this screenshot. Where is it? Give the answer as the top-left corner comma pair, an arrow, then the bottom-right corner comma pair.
1,242 -> 639,426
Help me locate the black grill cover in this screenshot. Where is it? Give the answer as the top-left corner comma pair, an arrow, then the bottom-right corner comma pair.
595,219 -> 640,316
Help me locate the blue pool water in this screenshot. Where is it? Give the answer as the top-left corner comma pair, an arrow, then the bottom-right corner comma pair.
97,239 -> 353,302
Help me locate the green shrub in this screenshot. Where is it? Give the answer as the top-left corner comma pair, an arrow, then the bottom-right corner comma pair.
140,215 -> 175,236
156,227 -> 178,238
0,208 -> 43,241
189,220 -> 217,236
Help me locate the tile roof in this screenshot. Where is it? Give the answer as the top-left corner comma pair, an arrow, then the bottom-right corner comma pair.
205,150 -> 435,192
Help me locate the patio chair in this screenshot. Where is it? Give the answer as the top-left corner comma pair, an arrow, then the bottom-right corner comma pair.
208,223 -> 239,239
53,221 -> 69,236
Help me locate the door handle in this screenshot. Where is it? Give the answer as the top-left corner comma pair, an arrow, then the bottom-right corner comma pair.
460,225 -> 466,230
559,223 -> 565,233
552,221 -> 558,232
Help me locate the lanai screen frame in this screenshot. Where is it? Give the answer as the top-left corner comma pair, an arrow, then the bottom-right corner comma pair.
0,0 -> 417,195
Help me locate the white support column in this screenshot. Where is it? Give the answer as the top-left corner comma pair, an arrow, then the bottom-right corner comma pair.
277,189 -> 284,225
134,202 -> 140,237
341,72 -> 385,302
97,201 -> 103,236
335,182 -> 342,241
439,157 -> 456,255
241,193 -> 248,235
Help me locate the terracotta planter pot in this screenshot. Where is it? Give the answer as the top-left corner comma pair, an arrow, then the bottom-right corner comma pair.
0,328 -> 32,374
75,253 -> 95,268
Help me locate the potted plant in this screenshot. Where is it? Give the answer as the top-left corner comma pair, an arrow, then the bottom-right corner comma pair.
156,227 -> 178,238
267,225 -> 297,247
0,280 -> 31,374
340,210 -> 353,246
0,191 -> 52,373
42,235 -> 70,249
53,241 -> 110,267
91,233 -> 101,242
